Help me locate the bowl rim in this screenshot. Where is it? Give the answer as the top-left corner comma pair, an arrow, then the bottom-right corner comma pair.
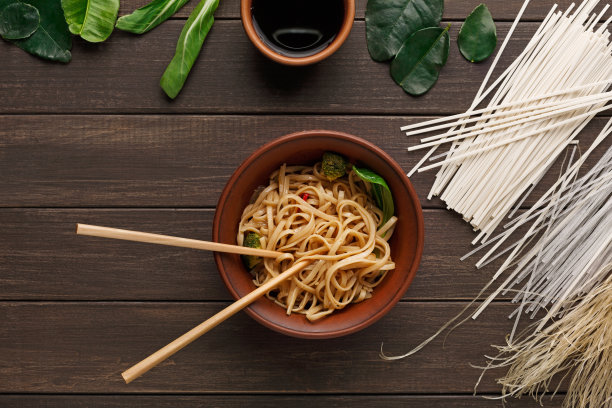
213,130 -> 425,338
240,0 -> 356,66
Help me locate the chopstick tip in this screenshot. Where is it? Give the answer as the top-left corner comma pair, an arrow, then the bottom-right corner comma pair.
121,371 -> 133,384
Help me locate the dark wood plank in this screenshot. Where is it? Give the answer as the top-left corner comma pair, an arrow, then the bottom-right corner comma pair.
1,115 -> 608,208
0,22 -> 582,114
120,0 -> 604,22
0,208 -> 517,301
0,302 -> 567,394
0,395 -> 564,408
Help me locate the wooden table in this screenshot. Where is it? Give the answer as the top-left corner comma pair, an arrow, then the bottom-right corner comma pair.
1,0 -> 610,406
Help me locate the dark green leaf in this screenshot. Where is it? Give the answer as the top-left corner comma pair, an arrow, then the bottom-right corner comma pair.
160,0 -> 219,99
116,0 -> 191,34
12,0 -> 71,62
0,2 -> 39,39
390,25 -> 450,96
353,166 -> 395,228
61,0 -> 119,42
458,4 -> 496,63
365,0 -> 443,62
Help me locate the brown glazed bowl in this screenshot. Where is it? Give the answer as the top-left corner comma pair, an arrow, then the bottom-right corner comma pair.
240,0 -> 355,66
213,130 -> 424,339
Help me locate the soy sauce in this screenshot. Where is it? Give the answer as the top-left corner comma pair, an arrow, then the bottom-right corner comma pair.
251,0 -> 345,58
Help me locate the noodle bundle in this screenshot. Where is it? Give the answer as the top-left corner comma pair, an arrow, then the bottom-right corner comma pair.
237,158 -> 396,321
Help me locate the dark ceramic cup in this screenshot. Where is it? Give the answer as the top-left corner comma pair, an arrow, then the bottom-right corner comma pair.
240,0 -> 355,66
213,130 -> 425,339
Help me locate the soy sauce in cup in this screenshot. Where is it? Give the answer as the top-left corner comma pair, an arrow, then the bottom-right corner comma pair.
251,0 -> 345,58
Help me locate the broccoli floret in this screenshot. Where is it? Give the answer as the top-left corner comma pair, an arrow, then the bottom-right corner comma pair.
321,152 -> 348,181
241,232 -> 262,269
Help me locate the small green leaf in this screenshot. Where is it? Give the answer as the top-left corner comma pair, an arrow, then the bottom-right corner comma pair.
116,0 -> 191,34
390,25 -> 450,96
61,0 -> 119,42
11,0 -> 72,62
365,0 -> 444,62
0,2 -> 39,39
160,0 -> 219,99
458,4 -> 496,63
353,166 -> 395,228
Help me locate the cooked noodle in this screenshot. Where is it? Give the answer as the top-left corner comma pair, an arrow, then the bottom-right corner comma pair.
237,161 -> 397,321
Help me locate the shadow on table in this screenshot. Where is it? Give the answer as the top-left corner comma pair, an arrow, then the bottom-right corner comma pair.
252,54 -> 320,96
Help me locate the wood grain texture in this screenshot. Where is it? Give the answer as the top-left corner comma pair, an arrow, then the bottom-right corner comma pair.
0,395 -> 564,408
0,115 -> 608,208
1,0 -> 606,403
119,0 -> 608,22
0,301 -> 566,394
0,208 -> 519,301
0,22 -> 573,114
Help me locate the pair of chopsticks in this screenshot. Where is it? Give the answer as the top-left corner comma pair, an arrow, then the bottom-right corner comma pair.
76,224 -> 308,384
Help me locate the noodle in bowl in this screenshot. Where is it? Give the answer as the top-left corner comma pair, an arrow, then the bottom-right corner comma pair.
213,130 -> 424,339
238,161 -> 397,321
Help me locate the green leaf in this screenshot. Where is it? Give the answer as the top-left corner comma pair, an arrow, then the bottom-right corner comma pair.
116,0 -> 191,34
0,2 -> 39,39
11,0 -> 72,62
458,4 -> 496,63
61,0 -> 119,42
353,166 -> 395,228
365,0 -> 443,62
390,25 -> 450,96
160,0 -> 219,99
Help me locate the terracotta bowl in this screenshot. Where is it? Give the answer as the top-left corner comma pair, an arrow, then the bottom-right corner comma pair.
213,130 -> 424,338
240,0 -> 355,66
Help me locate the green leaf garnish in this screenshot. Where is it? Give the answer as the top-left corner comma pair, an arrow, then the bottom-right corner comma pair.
390,25 -> 450,96
160,0 -> 219,99
0,2 -> 39,40
458,4 -> 497,63
61,0 -> 119,42
10,0 -> 72,62
116,0 -> 191,35
365,0 -> 443,62
353,166 -> 394,228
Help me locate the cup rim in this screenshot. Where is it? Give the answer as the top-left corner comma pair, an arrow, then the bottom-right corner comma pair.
240,0 -> 356,66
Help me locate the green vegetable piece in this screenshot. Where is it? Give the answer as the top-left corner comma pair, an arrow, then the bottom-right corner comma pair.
116,0 -> 190,34
366,0 -> 443,62
390,25 -> 450,96
241,232 -> 262,270
10,0 -> 71,62
353,166 -> 394,228
321,151 -> 348,181
160,0 -> 219,99
61,0 -> 119,42
0,2 -> 39,40
458,4 -> 497,63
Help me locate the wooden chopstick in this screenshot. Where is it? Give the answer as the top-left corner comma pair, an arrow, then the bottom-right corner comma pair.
121,260 -> 310,383
76,223 -> 283,258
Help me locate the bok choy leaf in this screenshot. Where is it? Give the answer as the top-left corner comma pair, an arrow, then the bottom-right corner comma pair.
353,166 -> 395,228
116,0 -> 191,34
159,0 -> 219,99
61,0 -> 119,42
